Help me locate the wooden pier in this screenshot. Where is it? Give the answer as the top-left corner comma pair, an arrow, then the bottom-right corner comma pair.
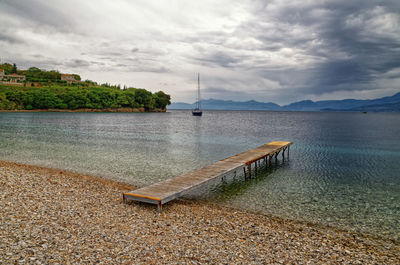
123,141 -> 292,211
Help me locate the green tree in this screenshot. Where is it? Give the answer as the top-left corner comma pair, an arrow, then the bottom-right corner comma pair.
44,70 -> 61,81
0,63 -> 13,74
11,63 -> 17,74
153,91 -> 171,110
0,94 -> 15,109
134,88 -> 155,110
72,74 -> 81,81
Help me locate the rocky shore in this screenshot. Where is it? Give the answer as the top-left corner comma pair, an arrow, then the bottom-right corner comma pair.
1,161 -> 399,264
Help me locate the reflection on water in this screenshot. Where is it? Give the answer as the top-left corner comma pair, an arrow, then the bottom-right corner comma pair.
0,110 -> 399,240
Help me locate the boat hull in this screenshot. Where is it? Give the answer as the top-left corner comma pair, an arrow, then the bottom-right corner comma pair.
192,110 -> 202,116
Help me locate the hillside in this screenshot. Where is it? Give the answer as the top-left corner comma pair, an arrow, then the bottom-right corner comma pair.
169,92 -> 400,112
0,63 -> 171,111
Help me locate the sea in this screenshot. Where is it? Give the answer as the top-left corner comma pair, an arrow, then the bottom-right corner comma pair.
0,110 -> 399,241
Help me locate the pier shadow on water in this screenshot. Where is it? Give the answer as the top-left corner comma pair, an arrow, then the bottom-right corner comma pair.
184,157 -> 290,204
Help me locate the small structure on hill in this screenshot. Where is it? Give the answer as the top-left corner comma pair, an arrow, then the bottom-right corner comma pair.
0,69 -> 26,86
61,74 -> 79,84
8,73 -> 26,83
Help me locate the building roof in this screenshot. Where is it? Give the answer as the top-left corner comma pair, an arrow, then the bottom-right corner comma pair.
0,69 -> 4,71
7,73 -> 25,77
61,74 -> 74,76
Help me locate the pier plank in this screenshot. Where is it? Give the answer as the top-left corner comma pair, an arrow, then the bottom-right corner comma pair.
123,141 -> 292,210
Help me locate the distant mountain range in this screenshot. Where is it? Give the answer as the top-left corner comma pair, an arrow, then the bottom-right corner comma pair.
168,92 -> 400,112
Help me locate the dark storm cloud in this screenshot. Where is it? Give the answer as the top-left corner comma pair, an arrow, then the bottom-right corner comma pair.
242,0 -> 400,96
314,3 -> 399,91
195,51 -> 243,68
7,57 -> 64,71
102,52 -> 125,57
301,60 -> 370,94
0,32 -> 23,44
0,0 -> 89,72
65,59 -> 91,68
0,0 -> 75,33
129,65 -> 169,73
201,87 -> 231,93
317,61 -> 368,85
201,86 -> 253,100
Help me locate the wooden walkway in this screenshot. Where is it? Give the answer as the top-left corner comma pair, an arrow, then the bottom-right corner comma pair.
123,141 -> 292,211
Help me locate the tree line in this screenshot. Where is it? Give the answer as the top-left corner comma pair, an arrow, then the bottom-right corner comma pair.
0,85 -> 170,110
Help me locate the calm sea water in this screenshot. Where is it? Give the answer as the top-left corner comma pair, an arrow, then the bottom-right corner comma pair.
0,110 -> 399,240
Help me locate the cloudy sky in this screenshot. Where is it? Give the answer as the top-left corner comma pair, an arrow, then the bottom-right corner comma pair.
1,0 -> 399,104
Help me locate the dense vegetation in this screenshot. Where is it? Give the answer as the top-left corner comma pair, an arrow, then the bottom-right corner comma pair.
0,85 -> 170,111
0,63 -> 171,111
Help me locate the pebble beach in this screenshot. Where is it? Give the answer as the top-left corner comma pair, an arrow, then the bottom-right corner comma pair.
1,161 -> 399,264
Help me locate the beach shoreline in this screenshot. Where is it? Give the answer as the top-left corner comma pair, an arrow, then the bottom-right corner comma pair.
1,160 -> 399,263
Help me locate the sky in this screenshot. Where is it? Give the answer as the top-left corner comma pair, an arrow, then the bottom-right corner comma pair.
0,0 -> 399,104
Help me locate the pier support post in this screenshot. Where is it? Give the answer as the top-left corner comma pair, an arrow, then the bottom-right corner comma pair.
243,167 -> 247,179
248,164 -> 252,178
255,161 -> 258,176
221,175 -> 226,184
157,202 -> 162,213
265,156 -> 268,169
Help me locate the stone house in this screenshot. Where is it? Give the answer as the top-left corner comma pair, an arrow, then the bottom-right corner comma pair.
61,74 -> 78,84
8,73 -> 26,82
0,69 -> 26,85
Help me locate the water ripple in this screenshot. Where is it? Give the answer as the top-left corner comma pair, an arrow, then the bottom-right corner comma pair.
0,111 -> 399,240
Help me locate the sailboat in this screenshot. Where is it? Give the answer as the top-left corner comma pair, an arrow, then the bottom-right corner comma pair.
192,73 -> 203,116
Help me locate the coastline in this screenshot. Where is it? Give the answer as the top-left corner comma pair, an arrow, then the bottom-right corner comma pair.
1,160 -> 399,263
0,108 -> 166,113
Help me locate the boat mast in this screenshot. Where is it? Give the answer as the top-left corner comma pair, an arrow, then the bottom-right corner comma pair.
197,73 -> 201,110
